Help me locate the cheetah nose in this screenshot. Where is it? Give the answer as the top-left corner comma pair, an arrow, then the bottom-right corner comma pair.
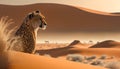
44,23 -> 47,26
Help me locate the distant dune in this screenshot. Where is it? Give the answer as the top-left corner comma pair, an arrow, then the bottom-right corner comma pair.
67,40 -> 91,48
36,43 -> 120,58
111,12 -> 120,14
90,40 -> 120,48
76,6 -> 119,16
68,40 -> 81,47
0,3 -> 120,33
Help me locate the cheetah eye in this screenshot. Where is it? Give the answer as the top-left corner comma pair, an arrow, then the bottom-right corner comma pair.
29,13 -> 34,19
36,10 -> 40,13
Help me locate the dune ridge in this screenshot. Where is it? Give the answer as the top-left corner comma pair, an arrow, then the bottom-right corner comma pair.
75,6 -> 120,16
90,40 -> 120,48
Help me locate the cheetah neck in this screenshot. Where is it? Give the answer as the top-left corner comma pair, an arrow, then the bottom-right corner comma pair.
34,27 -> 39,40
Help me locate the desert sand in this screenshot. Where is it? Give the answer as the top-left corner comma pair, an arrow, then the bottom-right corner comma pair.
6,39 -> 120,69
0,40 -> 118,69
2,39 -> 120,69
8,51 -> 106,69
35,41 -> 120,69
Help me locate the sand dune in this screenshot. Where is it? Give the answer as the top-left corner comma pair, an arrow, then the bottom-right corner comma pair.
67,40 -> 92,48
36,44 -> 120,58
90,40 -> 120,48
76,6 -> 119,16
0,3 -> 120,33
8,51 -> 106,69
112,12 -> 120,15
68,40 -> 81,47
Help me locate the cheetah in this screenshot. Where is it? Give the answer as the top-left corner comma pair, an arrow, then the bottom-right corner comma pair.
8,10 -> 47,54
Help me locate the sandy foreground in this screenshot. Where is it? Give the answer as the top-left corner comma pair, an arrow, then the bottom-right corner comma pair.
5,41 -> 120,69
7,51 -> 106,69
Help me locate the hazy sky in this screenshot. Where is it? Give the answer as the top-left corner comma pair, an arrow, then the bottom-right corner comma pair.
0,0 -> 120,12
37,32 -> 120,43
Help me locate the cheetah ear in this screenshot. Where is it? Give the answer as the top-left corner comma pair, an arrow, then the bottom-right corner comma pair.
35,10 -> 40,13
29,13 -> 34,19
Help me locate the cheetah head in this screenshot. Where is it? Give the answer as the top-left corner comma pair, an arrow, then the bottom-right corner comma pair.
26,10 -> 47,30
